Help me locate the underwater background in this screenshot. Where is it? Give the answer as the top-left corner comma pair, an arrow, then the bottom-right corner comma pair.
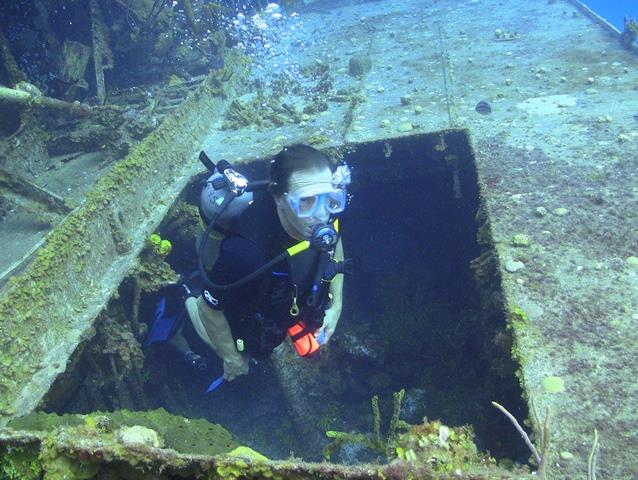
585,0 -> 636,30
0,1 -> 637,479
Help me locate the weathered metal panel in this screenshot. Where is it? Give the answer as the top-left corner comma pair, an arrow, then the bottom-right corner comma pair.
0,63 -> 246,423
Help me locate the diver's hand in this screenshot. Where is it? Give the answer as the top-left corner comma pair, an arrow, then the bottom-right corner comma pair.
223,352 -> 249,381
317,308 -> 341,345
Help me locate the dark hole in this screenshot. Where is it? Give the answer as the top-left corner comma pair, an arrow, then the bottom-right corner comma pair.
337,132 -> 528,462
41,131 -> 528,465
0,104 -> 22,138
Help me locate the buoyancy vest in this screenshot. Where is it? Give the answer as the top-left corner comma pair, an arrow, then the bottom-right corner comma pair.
211,191 -> 332,359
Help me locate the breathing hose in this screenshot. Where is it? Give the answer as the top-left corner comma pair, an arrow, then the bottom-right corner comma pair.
196,159 -> 287,291
196,152 -> 339,293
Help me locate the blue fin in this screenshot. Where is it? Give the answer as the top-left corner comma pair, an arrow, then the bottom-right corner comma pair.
145,298 -> 179,347
206,375 -> 225,393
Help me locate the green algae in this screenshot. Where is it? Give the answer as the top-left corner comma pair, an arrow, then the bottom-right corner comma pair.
0,56 -> 248,420
0,431 -> 528,480
510,306 -> 529,326
8,408 -> 237,456
626,256 -> 638,268
226,446 -> 269,462
0,445 -> 42,480
0,404 -> 529,480
214,457 -> 292,480
37,449 -> 99,480
393,419 -> 495,474
511,234 -> 531,248
541,376 -> 565,394
507,305 -> 532,380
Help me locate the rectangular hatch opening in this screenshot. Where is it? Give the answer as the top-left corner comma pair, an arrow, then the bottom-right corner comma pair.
14,130 -> 530,471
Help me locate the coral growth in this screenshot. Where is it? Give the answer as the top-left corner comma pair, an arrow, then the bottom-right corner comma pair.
0,445 -> 42,480
7,408 -> 237,456
132,248 -> 179,293
323,389 -> 409,460
393,419 -> 496,473
620,18 -> 638,49
1,409 -> 241,480
322,390 -> 517,477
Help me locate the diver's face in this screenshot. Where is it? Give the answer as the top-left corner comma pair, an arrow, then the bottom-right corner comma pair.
274,166 -> 334,241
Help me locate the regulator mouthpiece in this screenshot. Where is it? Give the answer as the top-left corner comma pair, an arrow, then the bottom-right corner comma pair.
310,223 -> 338,252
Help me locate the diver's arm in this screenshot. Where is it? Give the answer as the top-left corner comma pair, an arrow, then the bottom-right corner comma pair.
186,296 -> 249,380
320,239 -> 344,342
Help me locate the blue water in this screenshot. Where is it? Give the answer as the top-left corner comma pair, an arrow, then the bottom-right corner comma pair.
583,0 -> 637,30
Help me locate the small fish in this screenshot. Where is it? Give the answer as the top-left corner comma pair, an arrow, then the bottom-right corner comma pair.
633,113 -> 638,121
475,100 -> 492,115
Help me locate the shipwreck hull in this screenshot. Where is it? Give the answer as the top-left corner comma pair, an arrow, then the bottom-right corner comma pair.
1,0 -> 637,478
0,64 -> 247,421
0,125 -> 526,478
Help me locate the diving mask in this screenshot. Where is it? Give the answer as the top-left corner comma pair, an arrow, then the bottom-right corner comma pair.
285,189 -> 347,219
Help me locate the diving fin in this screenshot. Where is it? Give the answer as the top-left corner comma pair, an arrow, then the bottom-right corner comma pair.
206,375 -> 225,393
145,297 -> 180,347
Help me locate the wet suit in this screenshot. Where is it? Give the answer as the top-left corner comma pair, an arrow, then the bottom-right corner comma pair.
199,191 -> 330,360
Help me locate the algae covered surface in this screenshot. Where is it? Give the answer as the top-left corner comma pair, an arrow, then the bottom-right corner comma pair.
6,408 -> 237,456
0,409 -> 531,480
1,409 -> 237,480
0,60 -> 247,422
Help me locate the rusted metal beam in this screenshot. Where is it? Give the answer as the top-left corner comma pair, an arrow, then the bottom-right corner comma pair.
0,168 -> 73,215
0,86 -> 92,117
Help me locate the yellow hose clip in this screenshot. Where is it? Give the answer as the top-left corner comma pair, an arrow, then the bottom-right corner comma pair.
287,240 -> 310,257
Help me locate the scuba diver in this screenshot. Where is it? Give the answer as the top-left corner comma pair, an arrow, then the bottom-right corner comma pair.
147,144 -> 352,384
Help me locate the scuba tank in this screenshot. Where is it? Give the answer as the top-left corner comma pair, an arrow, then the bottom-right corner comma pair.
196,151 -> 281,291
198,154 -> 253,270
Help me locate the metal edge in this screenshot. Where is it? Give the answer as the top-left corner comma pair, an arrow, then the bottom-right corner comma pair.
566,0 -> 638,54
566,0 -> 620,34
